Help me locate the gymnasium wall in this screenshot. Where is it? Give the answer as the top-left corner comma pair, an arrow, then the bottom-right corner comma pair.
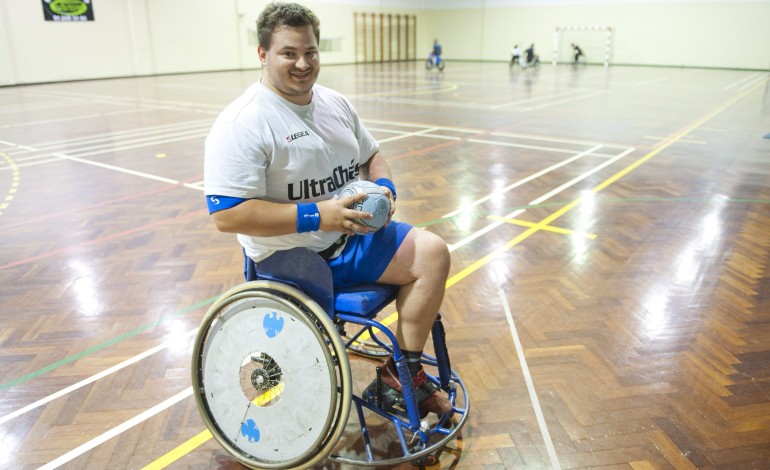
422,1 -> 770,69
0,0 -> 767,86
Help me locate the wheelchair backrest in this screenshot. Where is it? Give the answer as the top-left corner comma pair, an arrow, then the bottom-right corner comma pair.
244,248 -> 335,314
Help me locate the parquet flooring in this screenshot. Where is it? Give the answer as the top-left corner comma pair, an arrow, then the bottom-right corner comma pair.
1,62 -> 769,469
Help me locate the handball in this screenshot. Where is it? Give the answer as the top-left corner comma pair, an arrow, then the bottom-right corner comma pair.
339,180 -> 391,233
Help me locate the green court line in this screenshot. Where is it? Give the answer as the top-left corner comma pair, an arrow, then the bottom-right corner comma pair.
7,196 -> 768,390
415,196 -> 770,228
0,295 -> 218,391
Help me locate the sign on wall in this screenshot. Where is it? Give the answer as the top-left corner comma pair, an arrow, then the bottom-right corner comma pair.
42,0 -> 94,22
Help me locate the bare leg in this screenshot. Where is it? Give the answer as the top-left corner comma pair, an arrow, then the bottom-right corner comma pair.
376,228 -> 451,351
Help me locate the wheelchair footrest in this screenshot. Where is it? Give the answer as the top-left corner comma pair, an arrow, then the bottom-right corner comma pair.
364,378 -> 437,421
365,379 -> 407,412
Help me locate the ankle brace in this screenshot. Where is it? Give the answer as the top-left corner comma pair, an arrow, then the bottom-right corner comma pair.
402,350 -> 423,376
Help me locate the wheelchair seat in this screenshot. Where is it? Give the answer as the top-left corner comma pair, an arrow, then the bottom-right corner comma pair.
334,283 -> 398,318
244,247 -> 399,319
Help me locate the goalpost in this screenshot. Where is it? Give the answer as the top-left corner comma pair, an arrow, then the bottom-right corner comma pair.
552,26 -> 613,68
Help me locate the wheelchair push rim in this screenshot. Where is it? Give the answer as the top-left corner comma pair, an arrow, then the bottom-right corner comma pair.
191,281 -> 352,470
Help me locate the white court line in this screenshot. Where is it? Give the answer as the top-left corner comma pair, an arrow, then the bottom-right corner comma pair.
26,89 -> 132,101
32,127 -> 208,156
467,138 -> 618,157
38,388 -> 194,470
8,118 -> 212,151
363,96 -> 500,111
0,140 -> 36,151
738,74 -> 769,91
2,124 -> 458,174
428,125 -> 484,134
6,120 -> 626,467
496,284 -> 561,470
723,73 -> 762,91
1,131 -> 210,172
0,100 -> 86,115
448,146 -> 634,251
51,153 -> 179,184
4,88 -> 220,114
103,108 -> 155,117
366,127 -> 418,135
368,126 -> 481,138
362,119 -> 436,129
7,113 -> 101,127
519,90 -> 609,112
8,127 -> 209,158
633,76 -> 668,86
443,144 -> 603,218
491,131 -> 629,149
377,127 -> 442,143
17,89 -> 222,112
364,119 -> 483,134
490,88 -> 589,110
5,110 -> 149,129
0,330 -> 197,426
406,133 -> 463,141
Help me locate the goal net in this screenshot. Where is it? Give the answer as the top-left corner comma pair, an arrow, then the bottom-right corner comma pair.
552,26 -> 613,67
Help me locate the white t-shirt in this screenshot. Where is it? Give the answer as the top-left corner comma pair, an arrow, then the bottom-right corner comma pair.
204,81 -> 379,262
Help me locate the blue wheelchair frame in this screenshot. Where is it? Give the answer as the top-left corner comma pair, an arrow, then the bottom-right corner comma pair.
244,248 -> 468,466
192,247 -> 468,468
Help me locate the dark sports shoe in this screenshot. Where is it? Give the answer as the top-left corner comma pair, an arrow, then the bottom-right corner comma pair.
370,357 -> 452,416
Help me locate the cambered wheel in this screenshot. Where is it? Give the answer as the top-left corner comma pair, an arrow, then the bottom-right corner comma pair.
192,281 -> 352,470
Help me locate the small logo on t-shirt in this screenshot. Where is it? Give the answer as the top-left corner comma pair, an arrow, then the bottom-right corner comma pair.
286,130 -> 310,142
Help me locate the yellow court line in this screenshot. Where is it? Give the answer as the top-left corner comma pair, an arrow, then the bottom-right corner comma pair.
486,215 -> 597,239
643,135 -> 707,145
143,76 -> 767,469
0,152 -> 20,216
142,383 -> 285,469
142,430 -> 212,470
383,75 -> 768,315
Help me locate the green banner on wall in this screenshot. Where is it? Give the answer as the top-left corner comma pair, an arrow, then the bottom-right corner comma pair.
42,0 -> 94,22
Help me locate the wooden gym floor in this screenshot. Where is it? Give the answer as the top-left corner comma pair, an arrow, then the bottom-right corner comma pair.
1,61 -> 769,469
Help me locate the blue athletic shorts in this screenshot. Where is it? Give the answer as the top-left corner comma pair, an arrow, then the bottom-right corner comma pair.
328,220 -> 412,287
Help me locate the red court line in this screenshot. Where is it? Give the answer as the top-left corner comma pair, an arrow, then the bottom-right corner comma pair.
3,175 -> 204,230
0,209 -> 208,271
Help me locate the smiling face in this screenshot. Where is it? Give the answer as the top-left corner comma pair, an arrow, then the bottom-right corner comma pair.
258,24 -> 320,106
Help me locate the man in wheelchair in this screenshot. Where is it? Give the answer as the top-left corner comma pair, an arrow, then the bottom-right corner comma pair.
524,43 -> 540,68
204,2 -> 452,417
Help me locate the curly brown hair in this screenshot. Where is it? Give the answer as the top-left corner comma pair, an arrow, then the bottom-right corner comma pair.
257,2 -> 320,50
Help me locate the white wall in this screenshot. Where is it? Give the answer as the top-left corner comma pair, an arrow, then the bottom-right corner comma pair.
0,0 -> 767,86
430,1 -> 770,69
233,1 -> 424,69
143,0 -> 242,74
0,0 -> 138,85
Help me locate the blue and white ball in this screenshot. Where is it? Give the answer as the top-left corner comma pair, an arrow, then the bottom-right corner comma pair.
339,180 -> 391,233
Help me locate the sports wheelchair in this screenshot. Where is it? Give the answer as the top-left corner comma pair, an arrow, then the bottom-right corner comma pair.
191,247 -> 469,469
426,53 -> 445,71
